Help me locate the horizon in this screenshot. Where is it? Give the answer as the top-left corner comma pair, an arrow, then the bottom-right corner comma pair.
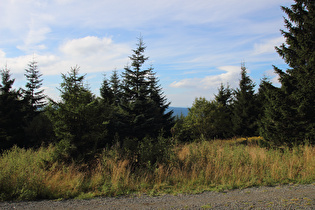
0,0 -> 293,107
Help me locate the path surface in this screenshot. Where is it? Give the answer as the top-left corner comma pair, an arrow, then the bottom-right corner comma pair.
1,184 -> 314,209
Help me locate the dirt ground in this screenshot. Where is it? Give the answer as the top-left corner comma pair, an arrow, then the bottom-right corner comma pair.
1,184 -> 314,209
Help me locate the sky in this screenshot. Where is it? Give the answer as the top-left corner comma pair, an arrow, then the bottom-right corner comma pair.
0,0 -> 293,107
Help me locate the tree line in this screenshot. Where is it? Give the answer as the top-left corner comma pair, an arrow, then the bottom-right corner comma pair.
0,0 -> 314,164
174,0 -> 314,146
0,38 -> 175,163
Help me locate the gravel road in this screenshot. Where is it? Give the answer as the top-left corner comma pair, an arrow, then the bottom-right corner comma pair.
1,184 -> 314,209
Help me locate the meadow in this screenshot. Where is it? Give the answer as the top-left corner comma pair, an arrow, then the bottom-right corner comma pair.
0,137 -> 314,201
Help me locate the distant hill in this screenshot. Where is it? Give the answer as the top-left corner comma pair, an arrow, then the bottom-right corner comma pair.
167,107 -> 189,117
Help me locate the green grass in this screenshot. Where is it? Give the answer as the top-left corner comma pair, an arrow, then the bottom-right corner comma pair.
201,204 -> 212,208
0,138 -> 314,201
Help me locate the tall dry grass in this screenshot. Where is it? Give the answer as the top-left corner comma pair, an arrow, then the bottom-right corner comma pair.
0,138 -> 314,201
165,139 -> 315,192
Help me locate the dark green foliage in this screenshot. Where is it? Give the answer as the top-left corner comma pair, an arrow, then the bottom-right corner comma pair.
215,83 -> 233,107
100,74 -> 114,105
147,70 -> 174,136
214,83 -> 234,138
118,38 -> 151,139
23,112 -> 56,148
184,97 -> 219,140
173,84 -> 234,142
232,64 -> 259,137
46,66 -> 106,161
260,0 -> 315,145
259,82 -> 298,145
118,37 -> 173,140
23,60 -> 49,147
0,67 -> 25,150
114,134 -> 174,169
174,96 -> 233,142
137,135 -> 173,168
109,70 -> 121,106
171,113 -> 192,142
97,37 -> 175,167
257,77 -> 272,127
99,71 -> 120,146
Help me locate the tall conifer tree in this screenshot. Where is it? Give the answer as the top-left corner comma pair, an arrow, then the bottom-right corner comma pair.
47,66 -> 105,161
232,64 -> 259,137
22,59 -> 50,147
260,0 -> 315,145
148,68 -> 174,135
0,67 -> 25,149
23,59 -> 46,115
99,72 -> 119,145
100,74 -> 114,104
110,70 -> 121,106
214,84 -> 233,138
215,83 -> 233,107
119,37 -> 173,140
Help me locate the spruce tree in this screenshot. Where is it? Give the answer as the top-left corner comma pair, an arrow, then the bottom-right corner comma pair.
109,70 -> 121,106
260,0 -> 315,145
215,83 -> 233,107
100,74 -> 114,104
99,72 -> 119,145
257,77 -> 272,123
119,38 -> 151,140
0,67 -> 25,150
119,37 -> 173,140
214,83 -> 233,138
23,60 -> 49,147
23,59 -> 46,114
47,66 -> 105,161
232,64 -> 259,137
100,70 -> 122,106
259,81 -> 290,145
147,68 -> 174,136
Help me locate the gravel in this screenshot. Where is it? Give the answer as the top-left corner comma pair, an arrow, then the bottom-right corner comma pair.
1,184 -> 314,209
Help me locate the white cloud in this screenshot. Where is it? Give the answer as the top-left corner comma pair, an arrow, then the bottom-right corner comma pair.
1,36 -> 131,76
264,69 -> 281,85
170,78 -> 200,89
58,36 -> 130,73
0,53 -> 57,75
60,36 -> 113,57
0,50 -> 5,58
170,66 -> 240,89
54,0 -> 75,5
0,1 -> 54,43
253,37 -> 284,55
17,27 -> 51,52
168,65 -> 243,107
41,85 -> 60,102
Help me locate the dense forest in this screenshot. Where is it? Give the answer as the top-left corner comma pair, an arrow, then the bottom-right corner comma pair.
0,0 -> 314,166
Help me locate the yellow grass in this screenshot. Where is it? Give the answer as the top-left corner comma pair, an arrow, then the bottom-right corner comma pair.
0,138 -> 314,201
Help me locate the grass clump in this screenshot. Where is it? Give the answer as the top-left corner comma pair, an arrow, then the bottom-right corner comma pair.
0,138 -> 314,201
0,145 -> 84,201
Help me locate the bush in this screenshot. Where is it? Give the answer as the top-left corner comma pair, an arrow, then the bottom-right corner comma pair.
0,146 -> 55,200
138,135 -> 174,168
120,135 -> 174,169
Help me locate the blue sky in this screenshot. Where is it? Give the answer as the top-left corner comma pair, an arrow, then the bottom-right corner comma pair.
0,0 -> 293,107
